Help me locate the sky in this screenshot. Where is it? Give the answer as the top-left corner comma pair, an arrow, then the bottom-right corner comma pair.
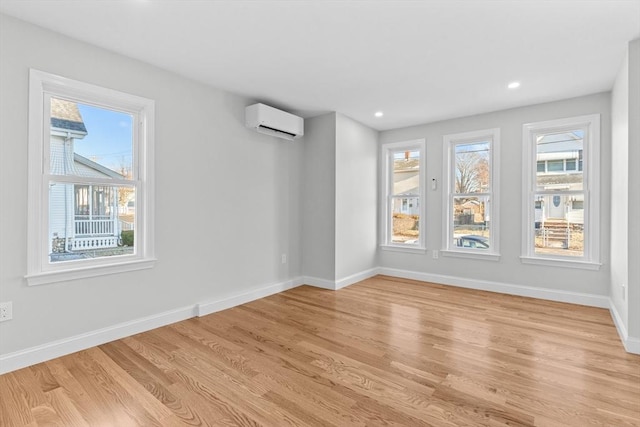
74,103 -> 133,174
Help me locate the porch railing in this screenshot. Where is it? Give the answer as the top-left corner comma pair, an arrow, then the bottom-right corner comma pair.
75,216 -> 114,236
71,237 -> 118,251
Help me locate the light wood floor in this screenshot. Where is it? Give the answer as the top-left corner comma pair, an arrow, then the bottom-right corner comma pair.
1,275 -> 639,426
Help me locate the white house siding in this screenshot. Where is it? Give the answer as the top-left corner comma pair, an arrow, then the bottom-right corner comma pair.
48,183 -> 69,243
49,135 -> 73,250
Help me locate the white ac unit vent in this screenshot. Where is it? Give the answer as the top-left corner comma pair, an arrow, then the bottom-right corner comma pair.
245,103 -> 304,141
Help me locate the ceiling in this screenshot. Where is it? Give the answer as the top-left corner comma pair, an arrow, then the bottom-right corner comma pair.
1,0 -> 638,130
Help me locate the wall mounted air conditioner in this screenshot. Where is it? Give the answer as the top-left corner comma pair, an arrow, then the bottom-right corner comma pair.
245,103 -> 304,141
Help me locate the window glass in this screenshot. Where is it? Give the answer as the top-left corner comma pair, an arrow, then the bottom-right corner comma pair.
382,141 -> 424,249
536,130 -> 583,188
455,142 -> 489,194
48,99 -> 136,263
527,125 -> 593,261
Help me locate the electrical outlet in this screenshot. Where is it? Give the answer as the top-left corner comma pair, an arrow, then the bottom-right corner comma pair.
281,254 -> 287,264
0,302 -> 12,322
432,250 -> 439,260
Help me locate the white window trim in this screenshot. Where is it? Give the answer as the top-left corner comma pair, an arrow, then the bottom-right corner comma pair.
442,128 -> 500,260
380,139 -> 426,253
520,114 -> 600,270
26,69 -> 156,285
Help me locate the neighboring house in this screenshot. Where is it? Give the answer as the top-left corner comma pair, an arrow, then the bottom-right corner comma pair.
392,155 -> 420,215
534,131 -> 584,226
456,197 -> 489,224
49,98 -> 122,254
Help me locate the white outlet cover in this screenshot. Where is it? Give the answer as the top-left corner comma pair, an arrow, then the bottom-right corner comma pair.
0,301 -> 12,321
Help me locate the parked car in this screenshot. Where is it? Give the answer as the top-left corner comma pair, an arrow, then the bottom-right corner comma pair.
455,235 -> 489,249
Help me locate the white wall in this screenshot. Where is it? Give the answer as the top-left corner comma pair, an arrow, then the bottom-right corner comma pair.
301,113 -> 379,284
627,39 -> 640,340
610,38 -> 640,351
379,93 -> 612,298
301,113 -> 336,281
611,49 -> 629,328
0,14 -> 303,357
335,113 -> 378,280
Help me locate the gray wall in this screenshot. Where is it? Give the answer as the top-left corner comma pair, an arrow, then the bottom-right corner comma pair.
335,113 -> 378,280
610,38 -> 640,343
611,47 -> 629,327
627,39 -> 640,339
301,113 -> 337,281
301,113 -> 378,282
0,14 -> 303,355
379,93 -> 612,296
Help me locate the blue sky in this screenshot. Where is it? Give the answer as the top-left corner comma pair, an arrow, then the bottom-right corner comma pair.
75,103 -> 133,174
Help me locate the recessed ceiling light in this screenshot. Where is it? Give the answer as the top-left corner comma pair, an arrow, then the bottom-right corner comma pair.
508,81 -> 521,89
375,111 -> 384,117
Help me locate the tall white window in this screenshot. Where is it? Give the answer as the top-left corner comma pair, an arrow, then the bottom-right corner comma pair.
443,128 -> 500,260
27,70 -> 155,285
521,114 -> 600,269
380,139 -> 425,251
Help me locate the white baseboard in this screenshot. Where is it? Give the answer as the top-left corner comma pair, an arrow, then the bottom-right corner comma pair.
609,300 -> 640,354
302,275 -> 336,290
196,277 -> 303,317
303,267 -> 379,290
0,277 -> 305,375
378,267 -> 610,308
0,305 -> 196,375
335,267 -> 379,290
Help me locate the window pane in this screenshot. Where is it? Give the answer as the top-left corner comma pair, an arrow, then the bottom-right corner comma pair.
536,130 -> 583,190
547,160 -> 564,172
49,181 -> 135,262
533,194 -> 584,257
392,150 -> 420,195
50,98 -> 133,178
451,196 -> 490,249
455,142 -> 489,194
391,197 -> 419,244
537,161 -> 545,172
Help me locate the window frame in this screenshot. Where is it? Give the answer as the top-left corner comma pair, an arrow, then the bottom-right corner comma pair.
520,114 -> 600,270
26,69 -> 156,285
442,128 -> 500,261
380,139 -> 426,253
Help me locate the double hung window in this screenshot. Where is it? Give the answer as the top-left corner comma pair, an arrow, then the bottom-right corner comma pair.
27,70 -> 155,285
521,115 -> 600,269
443,129 -> 500,259
381,139 -> 425,251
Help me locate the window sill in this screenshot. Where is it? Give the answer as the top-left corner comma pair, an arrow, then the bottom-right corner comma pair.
25,258 -> 156,286
441,250 -> 501,261
380,244 -> 427,255
520,256 -> 600,271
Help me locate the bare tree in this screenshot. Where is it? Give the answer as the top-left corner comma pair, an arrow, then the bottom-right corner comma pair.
455,151 -> 489,194
117,160 -> 134,212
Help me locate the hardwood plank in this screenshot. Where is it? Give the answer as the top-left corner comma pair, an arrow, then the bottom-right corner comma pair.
1,276 -> 638,426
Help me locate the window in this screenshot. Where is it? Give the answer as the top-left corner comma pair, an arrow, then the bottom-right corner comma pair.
521,114 -> 600,269
380,139 -> 425,252
27,69 -> 155,285
443,128 -> 500,260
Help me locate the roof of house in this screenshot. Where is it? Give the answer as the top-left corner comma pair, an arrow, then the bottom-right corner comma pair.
74,154 -> 123,179
50,98 -> 87,134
